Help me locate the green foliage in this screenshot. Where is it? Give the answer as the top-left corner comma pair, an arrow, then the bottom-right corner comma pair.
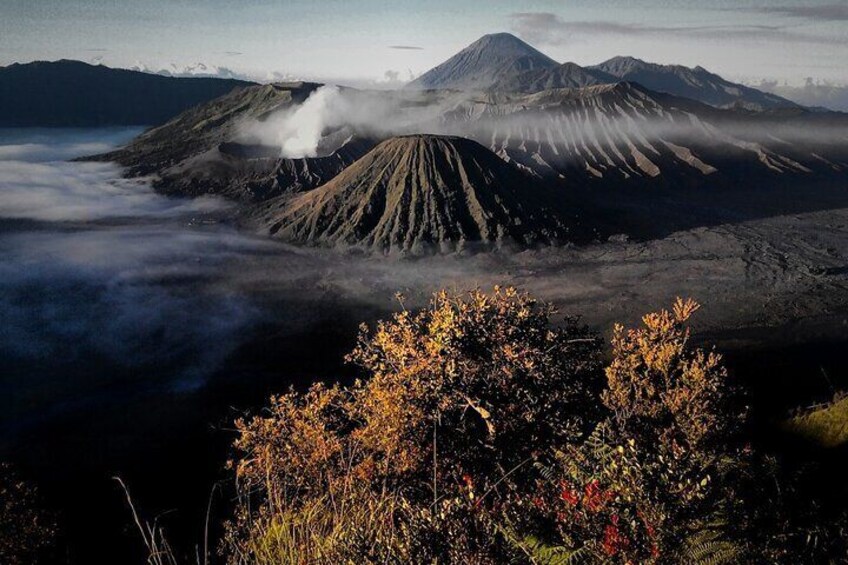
674,526 -> 745,565
496,523 -> 589,565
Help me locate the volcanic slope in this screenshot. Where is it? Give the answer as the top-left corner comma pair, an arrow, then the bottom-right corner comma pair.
257,135 -> 575,253
95,81 -> 381,201
99,81 -> 323,174
407,33 -> 557,91
589,56 -> 797,110
153,135 -> 375,202
450,83 -> 848,185
496,62 -> 614,94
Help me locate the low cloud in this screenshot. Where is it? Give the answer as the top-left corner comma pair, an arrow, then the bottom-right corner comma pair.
0,130 -> 231,222
0,128 -> 143,162
756,78 -> 848,111
389,45 -> 424,50
510,11 -> 845,46
0,227 -> 262,390
753,3 -> 848,21
0,131 -> 263,397
0,160 -> 228,222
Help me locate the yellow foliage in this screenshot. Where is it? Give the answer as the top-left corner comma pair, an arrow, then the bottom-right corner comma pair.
784,396 -> 848,448
603,298 -> 736,451
227,287 -> 603,563
225,292 -> 778,564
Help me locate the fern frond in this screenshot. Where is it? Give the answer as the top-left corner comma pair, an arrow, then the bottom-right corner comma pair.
674,525 -> 746,565
497,522 -> 589,565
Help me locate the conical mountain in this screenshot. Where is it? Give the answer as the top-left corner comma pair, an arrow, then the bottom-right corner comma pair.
407,33 -> 557,91
257,135 -> 573,253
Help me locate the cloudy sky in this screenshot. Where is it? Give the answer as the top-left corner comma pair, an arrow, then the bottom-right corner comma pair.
1,0 -> 846,85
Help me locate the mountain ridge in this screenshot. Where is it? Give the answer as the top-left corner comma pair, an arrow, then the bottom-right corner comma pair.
496,62 -> 614,93
588,56 -> 798,110
406,34 -> 799,110
0,59 -> 255,127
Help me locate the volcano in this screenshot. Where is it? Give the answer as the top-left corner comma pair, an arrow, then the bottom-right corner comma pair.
256,135 -> 574,253
406,33 -> 557,91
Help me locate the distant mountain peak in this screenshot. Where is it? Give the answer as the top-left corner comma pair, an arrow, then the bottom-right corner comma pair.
407,33 -> 557,91
604,55 -> 646,65
590,57 -> 798,110
481,32 -> 522,40
469,32 -> 547,52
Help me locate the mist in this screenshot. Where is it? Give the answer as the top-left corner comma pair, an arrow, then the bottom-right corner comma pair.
234,85 -> 848,169
2,119 -> 845,462
0,131 -> 262,428
0,128 -> 483,443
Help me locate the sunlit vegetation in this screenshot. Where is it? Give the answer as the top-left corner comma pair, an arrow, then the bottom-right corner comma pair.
12,287 -> 848,563
222,288 -> 848,564
784,395 -> 848,448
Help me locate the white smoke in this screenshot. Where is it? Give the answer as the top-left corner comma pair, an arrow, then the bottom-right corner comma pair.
240,85 -> 352,158
238,86 -> 467,158
276,86 -> 346,157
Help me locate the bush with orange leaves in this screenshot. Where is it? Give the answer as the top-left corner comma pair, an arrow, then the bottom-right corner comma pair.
604,298 -> 739,453
514,298 -> 749,564
226,287 -> 602,562
224,290 -> 845,564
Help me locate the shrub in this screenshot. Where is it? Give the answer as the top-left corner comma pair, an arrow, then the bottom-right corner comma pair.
0,464 -> 56,565
603,298 -> 740,453
345,287 -> 603,489
227,287 -> 603,563
523,299 -> 748,563
223,289 -> 848,564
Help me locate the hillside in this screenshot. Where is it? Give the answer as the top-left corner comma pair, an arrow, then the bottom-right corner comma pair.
447,82 -> 848,184
495,62 -> 614,93
589,56 -> 798,110
0,60 -> 253,127
256,135 -> 574,252
155,136 -> 375,202
98,81 -> 324,176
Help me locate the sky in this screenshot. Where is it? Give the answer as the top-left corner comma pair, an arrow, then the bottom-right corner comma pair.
0,0 -> 846,86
